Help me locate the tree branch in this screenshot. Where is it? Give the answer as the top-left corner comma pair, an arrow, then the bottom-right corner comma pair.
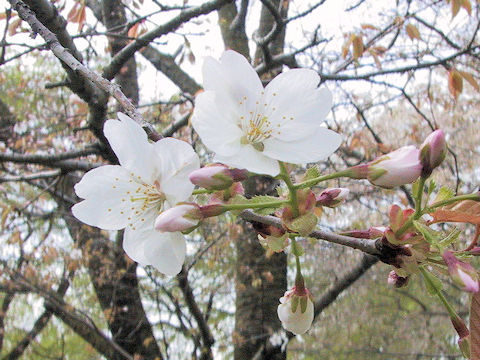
102,0 -> 233,81
240,210 -> 380,256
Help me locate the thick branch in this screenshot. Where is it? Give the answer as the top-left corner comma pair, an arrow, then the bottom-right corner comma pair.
102,0 -> 233,81
177,268 -> 214,360
8,0 -> 157,137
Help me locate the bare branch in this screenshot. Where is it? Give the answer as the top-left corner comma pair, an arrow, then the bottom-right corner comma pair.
102,0 -> 233,81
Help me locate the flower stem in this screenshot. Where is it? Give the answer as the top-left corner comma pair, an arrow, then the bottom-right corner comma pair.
294,169 -> 351,189
279,162 -> 300,217
192,188 -> 213,195
414,177 -> 426,220
292,238 -> 305,291
419,267 -> 457,319
222,199 -> 288,211
427,193 -> 480,210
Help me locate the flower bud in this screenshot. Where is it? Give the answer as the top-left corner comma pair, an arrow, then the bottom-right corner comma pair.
277,287 -> 314,335
316,188 -> 349,208
387,270 -> 409,288
349,146 -> 422,188
209,182 -> 245,203
340,226 -> 386,239
155,203 -> 202,232
420,130 -> 447,178
189,164 -> 248,190
442,250 -> 479,293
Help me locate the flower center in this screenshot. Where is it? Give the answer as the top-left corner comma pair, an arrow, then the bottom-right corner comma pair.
238,94 -> 275,151
129,180 -> 166,212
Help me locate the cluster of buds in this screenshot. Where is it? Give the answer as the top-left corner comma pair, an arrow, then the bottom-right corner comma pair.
156,164 -> 249,233
281,189 -> 317,236
347,130 -> 447,188
277,285 -> 315,335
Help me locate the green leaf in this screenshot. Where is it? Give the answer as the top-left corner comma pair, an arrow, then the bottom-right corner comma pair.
289,213 -> 318,236
433,186 -> 455,204
413,220 -> 440,245
427,179 -> 437,195
259,234 -> 288,253
439,227 -> 461,247
303,166 -> 320,182
421,269 -> 443,296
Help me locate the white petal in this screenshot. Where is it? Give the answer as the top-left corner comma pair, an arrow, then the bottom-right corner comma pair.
104,113 -> 160,182
263,127 -> 341,164
214,145 -> 280,176
153,138 -> 200,205
265,69 -> 320,95
203,50 -> 263,110
191,91 -> 243,157
72,165 -> 137,230
144,231 -> 186,276
269,88 -> 333,141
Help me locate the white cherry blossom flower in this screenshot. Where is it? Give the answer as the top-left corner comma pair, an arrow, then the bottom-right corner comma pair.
72,113 -> 200,276
277,288 -> 315,335
191,50 -> 342,176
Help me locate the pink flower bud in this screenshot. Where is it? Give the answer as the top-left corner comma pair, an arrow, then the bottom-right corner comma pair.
155,203 -> 202,232
340,226 -> 386,239
366,146 -> 423,188
316,188 -> 349,208
442,250 -> 479,293
387,270 -> 409,288
189,164 -> 248,190
420,130 -> 447,178
277,287 -> 314,335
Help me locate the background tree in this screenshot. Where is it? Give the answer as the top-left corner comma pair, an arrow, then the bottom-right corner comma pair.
0,0 -> 479,359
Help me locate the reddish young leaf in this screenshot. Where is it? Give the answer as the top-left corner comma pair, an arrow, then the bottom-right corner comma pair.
430,200 -> 480,225
471,291 -> 480,358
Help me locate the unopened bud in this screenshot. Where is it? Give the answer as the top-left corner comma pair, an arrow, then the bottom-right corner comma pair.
155,203 -> 202,232
443,250 -> 479,293
189,164 -> 248,190
420,130 -> 447,178
316,188 -> 349,208
349,146 -> 422,188
387,270 -> 409,288
277,287 -> 314,335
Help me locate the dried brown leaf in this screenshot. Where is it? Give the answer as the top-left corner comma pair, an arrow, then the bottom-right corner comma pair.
406,24 -> 421,40
459,70 -> 479,91
352,35 -> 364,60
448,69 -> 463,100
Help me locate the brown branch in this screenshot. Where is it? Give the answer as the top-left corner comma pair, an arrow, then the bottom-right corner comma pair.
240,210 -> 381,256
0,169 -> 62,183
3,277 -> 70,360
102,0 -> 233,81
140,46 -> 201,95
8,0 -> 158,138
177,267 -> 214,360
320,46 -> 479,81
